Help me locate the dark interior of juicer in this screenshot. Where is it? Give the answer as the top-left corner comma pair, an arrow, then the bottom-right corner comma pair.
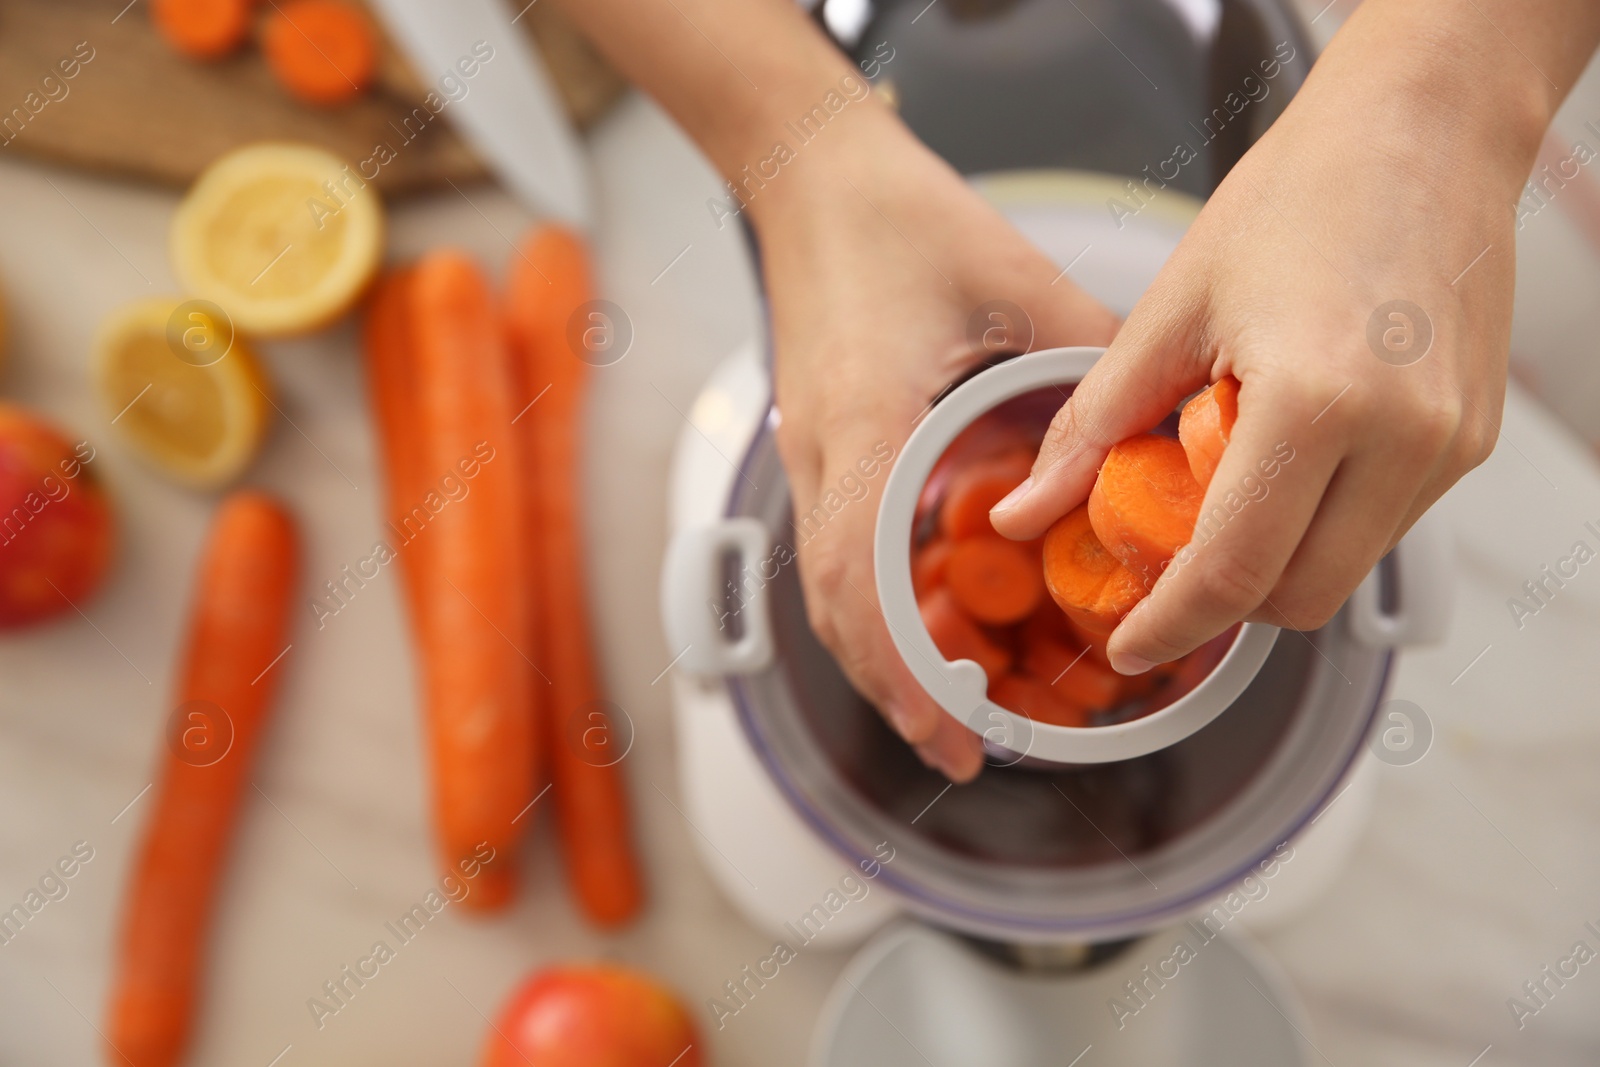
766,551 -> 1310,868
839,0 -> 1309,190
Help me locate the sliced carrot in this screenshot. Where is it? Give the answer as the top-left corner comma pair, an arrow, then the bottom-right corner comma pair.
990,673 -> 1087,728
1063,615 -> 1113,662
1020,598 -> 1078,648
1178,376 -> 1240,489
911,537 -> 954,599
151,0 -> 252,60
1042,504 -> 1149,635
505,224 -> 644,929
944,535 -> 1043,625
407,251 -> 534,909
1032,607 -> 1116,666
261,0 -> 377,106
107,492 -> 298,1067
1020,632 -> 1123,709
938,452 -> 1033,540
920,586 -> 1011,680
1087,433 -> 1203,584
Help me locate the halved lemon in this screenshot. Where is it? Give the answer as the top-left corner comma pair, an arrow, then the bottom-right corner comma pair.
170,142 -> 383,336
94,297 -> 273,489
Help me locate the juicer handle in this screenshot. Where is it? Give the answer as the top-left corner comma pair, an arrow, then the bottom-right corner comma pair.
1348,507 -> 1454,648
661,518 -> 776,676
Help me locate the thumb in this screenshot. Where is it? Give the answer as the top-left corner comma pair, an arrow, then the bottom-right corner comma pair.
990,309 -> 1206,540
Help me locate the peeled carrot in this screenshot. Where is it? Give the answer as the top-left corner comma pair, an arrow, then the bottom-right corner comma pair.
1020,632 -> 1123,708
150,0 -> 252,60
912,537 -> 954,599
938,452 -> 1032,540
944,535 -> 1044,625
505,225 -> 644,928
920,586 -> 1011,680
1087,434 -> 1203,584
1178,376 -> 1240,489
368,268 -> 532,899
107,493 -> 298,1067
1042,504 -> 1148,635
990,674 -> 1086,728
261,0 -> 377,106
406,251 -> 534,910
363,269 -> 429,627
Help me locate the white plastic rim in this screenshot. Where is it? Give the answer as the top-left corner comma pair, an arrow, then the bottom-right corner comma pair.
874,347 -> 1281,765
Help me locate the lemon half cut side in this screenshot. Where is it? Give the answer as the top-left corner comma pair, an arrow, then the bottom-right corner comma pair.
95,297 -> 272,490
170,142 -> 383,337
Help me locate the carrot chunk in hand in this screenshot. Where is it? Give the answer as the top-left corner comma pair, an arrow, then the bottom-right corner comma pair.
1042,504 -> 1149,635
1178,375 -> 1240,489
1087,433 -> 1203,584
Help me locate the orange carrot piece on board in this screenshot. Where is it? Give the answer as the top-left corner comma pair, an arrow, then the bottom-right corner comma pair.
1087,433 -> 1203,583
912,537 -> 954,599
107,492 -> 298,1067
1020,632 -> 1124,709
1042,504 -> 1148,635
1178,376 -> 1240,489
919,586 -> 1012,680
989,673 -> 1087,728
939,452 -> 1033,540
505,224 -> 644,928
151,0 -> 252,60
262,0 -> 377,106
406,250 -> 535,910
944,535 -> 1044,625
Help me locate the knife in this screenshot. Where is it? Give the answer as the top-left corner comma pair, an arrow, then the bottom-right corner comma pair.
369,0 -> 593,228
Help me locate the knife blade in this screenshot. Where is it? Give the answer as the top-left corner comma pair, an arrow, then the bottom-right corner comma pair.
369,0 -> 593,228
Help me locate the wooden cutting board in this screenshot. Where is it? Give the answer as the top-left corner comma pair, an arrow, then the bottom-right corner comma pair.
0,0 -> 626,195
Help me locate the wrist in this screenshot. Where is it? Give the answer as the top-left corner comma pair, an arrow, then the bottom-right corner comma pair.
711,73 -> 926,235
1311,0 -> 1556,197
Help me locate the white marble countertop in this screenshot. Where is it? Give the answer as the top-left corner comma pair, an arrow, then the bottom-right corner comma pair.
3,44 -> 1600,1067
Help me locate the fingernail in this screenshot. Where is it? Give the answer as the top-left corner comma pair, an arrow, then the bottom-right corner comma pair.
990,476 -> 1033,515
1108,651 -> 1155,676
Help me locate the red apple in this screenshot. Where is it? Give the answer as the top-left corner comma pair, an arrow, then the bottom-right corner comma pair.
482,964 -> 702,1067
0,403 -> 114,628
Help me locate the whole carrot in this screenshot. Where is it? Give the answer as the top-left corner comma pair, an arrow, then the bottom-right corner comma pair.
106,492 -> 299,1067
402,250 -> 534,909
505,225 -> 643,928
363,268 -> 429,627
